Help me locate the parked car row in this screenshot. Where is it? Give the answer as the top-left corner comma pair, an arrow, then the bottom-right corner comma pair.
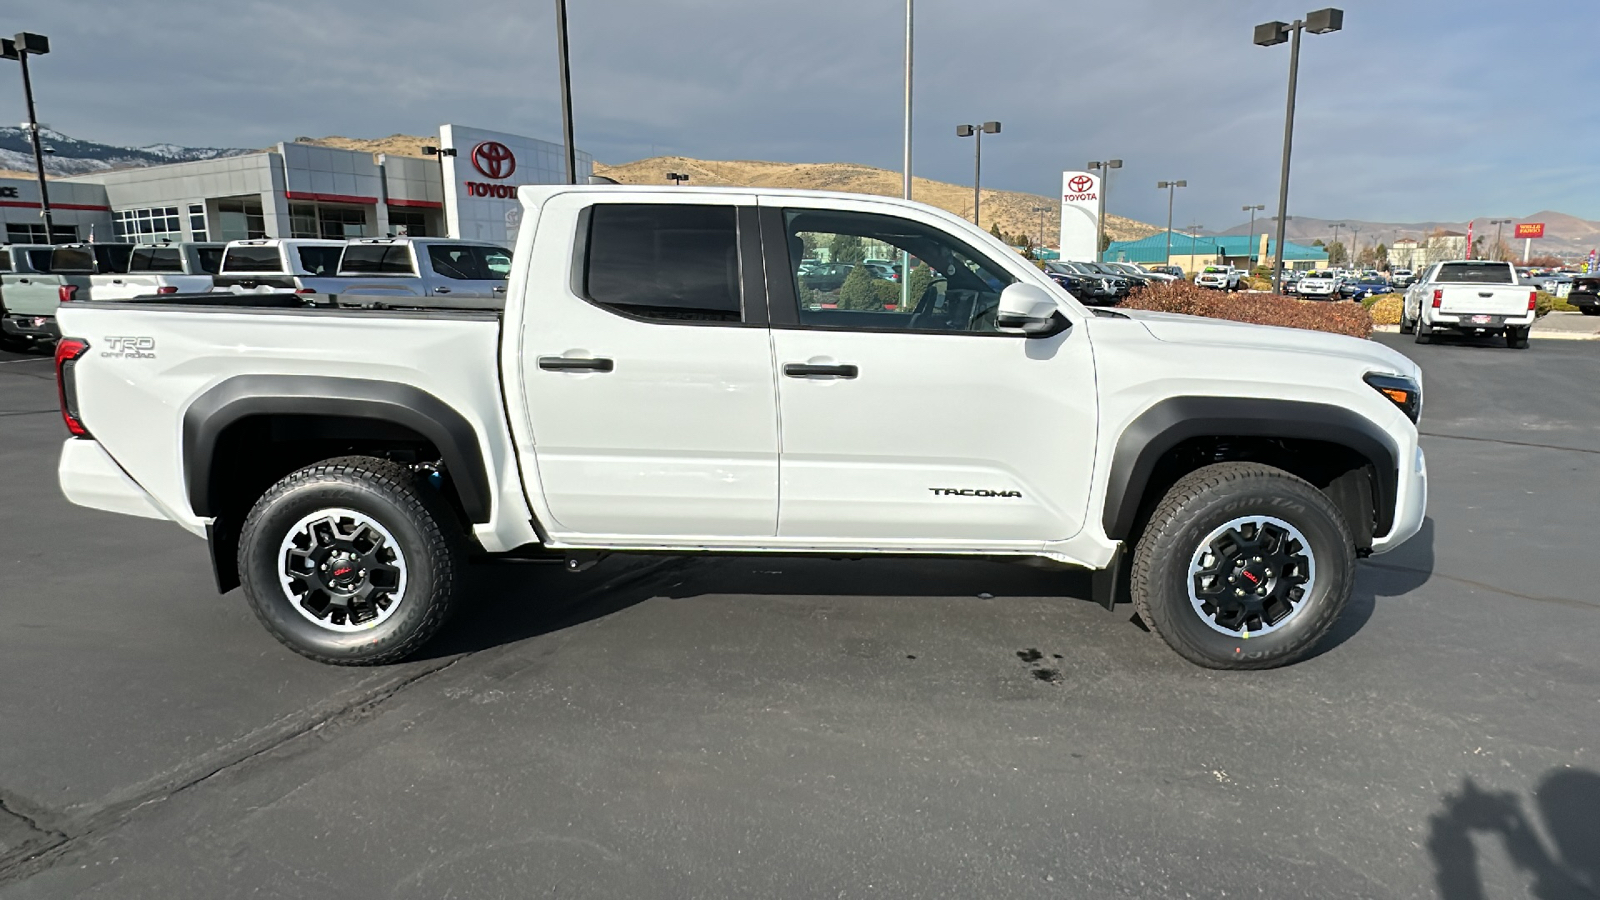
0,236 -> 513,349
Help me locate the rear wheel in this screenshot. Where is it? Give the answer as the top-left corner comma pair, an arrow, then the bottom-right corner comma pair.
238,456 -> 463,665
1506,327 -> 1530,349
1580,307 -> 1599,317
1414,317 -> 1433,344
1130,463 -> 1354,670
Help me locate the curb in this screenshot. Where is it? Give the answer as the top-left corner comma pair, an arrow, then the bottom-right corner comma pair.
1372,324 -> 1597,341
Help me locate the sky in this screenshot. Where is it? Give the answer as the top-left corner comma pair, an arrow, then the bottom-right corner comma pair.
7,0 -> 1600,231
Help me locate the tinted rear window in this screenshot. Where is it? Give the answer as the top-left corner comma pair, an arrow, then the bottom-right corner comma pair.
129,247 -> 184,273
95,245 -> 134,274
1437,263 -> 1514,284
297,246 -> 343,276
222,246 -> 284,273
583,204 -> 741,322
340,244 -> 414,275
426,245 -> 484,280
196,247 -> 224,275
46,247 -> 97,273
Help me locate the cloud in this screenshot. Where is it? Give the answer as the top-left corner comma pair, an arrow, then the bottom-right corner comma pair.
8,0 -> 1599,229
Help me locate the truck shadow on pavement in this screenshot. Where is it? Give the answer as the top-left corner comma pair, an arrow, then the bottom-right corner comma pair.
1428,767 -> 1600,900
1307,517 -> 1434,660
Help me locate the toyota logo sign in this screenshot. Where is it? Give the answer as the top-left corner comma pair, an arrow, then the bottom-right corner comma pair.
471,141 -> 517,180
1068,175 -> 1094,194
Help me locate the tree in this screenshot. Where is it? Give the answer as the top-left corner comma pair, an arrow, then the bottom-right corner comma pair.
1326,240 -> 1347,266
799,232 -> 822,261
906,263 -> 936,306
1373,242 -> 1388,269
830,233 -> 865,265
1312,238 -> 1326,248
990,223 -> 1006,243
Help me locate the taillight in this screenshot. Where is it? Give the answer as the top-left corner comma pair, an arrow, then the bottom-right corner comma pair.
1431,289 -> 1443,309
55,338 -> 91,437
156,285 -> 179,294
1528,290 -> 1538,311
294,288 -> 315,294
59,285 -> 78,304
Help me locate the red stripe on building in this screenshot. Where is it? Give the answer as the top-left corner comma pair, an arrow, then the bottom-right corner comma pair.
387,198 -> 443,209
0,200 -> 113,211
284,191 -> 380,205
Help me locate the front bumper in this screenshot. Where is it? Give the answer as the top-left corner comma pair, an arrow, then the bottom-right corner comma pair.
1370,443 -> 1427,555
1,314 -> 60,341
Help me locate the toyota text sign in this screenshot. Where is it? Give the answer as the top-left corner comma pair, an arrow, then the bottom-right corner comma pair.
1059,171 -> 1101,262
1515,223 -> 1545,239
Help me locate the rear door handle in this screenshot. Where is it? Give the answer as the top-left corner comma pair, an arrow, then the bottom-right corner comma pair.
435,286 -> 452,294
784,363 -> 859,378
539,356 -> 614,372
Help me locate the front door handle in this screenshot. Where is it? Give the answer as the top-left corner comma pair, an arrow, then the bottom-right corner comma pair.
539,356 -> 614,372
783,363 -> 859,378
435,286 -> 452,294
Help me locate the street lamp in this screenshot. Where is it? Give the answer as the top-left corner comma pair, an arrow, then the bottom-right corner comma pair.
1243,204 -> 1266,263
1489,218 -> 1512,261
666,172 -> 689,186
1349,225 -> 1362,265
1032,206 -> 1050,249
1254,8 -> 1344,293
421,145 -> 457,236
1330,221 -> 1345,262
2,33 -> 56,242
956,121 -> 1001,228
1186,223 -> 1205,266
1087,159 -> 1122,261
1157,180 -> 1186,264
553,0 -> 577,184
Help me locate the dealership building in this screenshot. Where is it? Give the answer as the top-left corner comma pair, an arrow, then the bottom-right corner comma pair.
0,123 -> 590,247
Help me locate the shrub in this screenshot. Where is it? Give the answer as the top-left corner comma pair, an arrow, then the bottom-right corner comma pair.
837,265 -> 907,311
1535,291 -> 1578,316
1369,295 -> 1403,326
1122,280 -> 1373,339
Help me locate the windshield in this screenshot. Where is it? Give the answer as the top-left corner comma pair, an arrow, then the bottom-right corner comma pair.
1437,263 -> 1515,284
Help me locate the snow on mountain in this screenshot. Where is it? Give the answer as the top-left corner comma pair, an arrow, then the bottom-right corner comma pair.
0,127 -> 250,176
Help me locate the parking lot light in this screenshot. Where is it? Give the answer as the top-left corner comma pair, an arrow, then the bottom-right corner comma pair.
3,32 -> 56,241
666,172 -> 689,186
1157,180 -> 1186,264
1489,219 -> 1513,261
1088,159 -> 1122,261
1243,204 -> 1266,262
956,121 -> 1001,228
1255,9 -> 1344,293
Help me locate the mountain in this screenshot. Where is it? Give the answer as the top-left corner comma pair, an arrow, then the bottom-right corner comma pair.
1216,212 -> 1600,259
0,127 -> 251,176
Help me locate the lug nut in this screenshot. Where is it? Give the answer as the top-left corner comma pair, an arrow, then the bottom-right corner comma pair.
1235,589 -> 1246,597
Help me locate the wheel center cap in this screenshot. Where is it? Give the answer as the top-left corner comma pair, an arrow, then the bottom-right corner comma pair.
325,552 -> 361,592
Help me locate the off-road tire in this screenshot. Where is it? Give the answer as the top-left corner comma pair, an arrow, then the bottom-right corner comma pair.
1414,317 -> 1433,344
238,456 -> 463,665
1398,309 -> 1415,334
1130,462 -> 1355,670
1505,327 -> 1530,349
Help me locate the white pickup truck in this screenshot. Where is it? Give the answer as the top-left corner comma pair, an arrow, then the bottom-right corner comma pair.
52,186 -> 1428,671
1194,266 -> 1242,291
1401,260 -> 1538,348
297,237 -> 513,308
88,242 -> 224,301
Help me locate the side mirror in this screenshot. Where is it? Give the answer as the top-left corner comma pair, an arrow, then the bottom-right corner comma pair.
997,282 -> 1066,337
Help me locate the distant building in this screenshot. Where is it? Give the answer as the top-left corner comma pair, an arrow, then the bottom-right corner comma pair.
1392,232 -> 1467,268
1103,231 -> 1328,274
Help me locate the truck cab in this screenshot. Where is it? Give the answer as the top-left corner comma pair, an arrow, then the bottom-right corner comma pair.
212,239 -> 347,292
89,242 -> 225,301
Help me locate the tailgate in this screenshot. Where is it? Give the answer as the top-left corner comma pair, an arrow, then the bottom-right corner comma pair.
1438,285 -> 1532,316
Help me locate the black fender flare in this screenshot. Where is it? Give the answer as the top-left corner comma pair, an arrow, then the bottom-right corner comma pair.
1102,396 -> 1398,541
182,375 -> 493,523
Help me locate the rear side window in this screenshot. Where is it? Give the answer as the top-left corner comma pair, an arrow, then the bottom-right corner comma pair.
340,244 -> 414,275
195,247 -> 224,275
222,246 -> 284,273
427,245 -> 484,280
583,204 -> 741,322
297,246 -> 344,276
129,247 -> 184,273
46,247 -> 97,273
1437,263 -> 1513,284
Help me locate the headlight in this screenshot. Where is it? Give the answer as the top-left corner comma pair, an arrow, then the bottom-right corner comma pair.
1364,372 -> 1422,422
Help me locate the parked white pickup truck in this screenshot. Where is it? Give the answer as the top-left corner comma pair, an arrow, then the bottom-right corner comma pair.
1294,271 -> 1341,300
212,238 -> 347,293
1194,266 -> 1242,291
53,187 -> 1427,671
88,242 -> 224,301
298,237 -> 513,308
1401,260 -> 1537,348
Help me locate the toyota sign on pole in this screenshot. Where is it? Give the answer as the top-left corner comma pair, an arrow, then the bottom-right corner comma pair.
440,123 -> 592,242
1059,171 -> 1100,262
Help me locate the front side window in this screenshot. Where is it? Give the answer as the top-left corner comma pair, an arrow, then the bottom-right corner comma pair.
583,204 -> 742,322
475,246 -> 512,278
783,208 -> 1016,333
427,245 -> 484,280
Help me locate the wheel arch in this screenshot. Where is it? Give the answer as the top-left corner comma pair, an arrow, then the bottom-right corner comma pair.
1103,397 -> 1398,548
183,375 -> 494,526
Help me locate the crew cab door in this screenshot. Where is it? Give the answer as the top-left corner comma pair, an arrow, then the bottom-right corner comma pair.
515,192 -> 779,538
759,198 -> 1098,545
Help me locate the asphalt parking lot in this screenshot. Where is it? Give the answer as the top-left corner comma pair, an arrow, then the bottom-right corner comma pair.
1,332 -> 1596,899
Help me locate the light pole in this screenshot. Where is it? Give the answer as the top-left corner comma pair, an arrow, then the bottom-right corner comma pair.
553,0 -> 577,184
666,172 -> 689,186
1330,221 -> 1345,263
420,145 -> 457,235
1349,225 -> 1361,266
1489,218 -> 1512,261
1186,223 -> 1205,267
956,121 -> 1001,228
2,33 -> 55,241
1243,204 -> 1265,265
1032,206 -> 1050,250
901,1 -> 913,307
1088,159 -> 1122,261
1157,180 -> 1186,264
1255,8 -> 1344,294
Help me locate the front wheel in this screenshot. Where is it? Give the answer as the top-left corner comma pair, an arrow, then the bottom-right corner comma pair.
238,456 -> 463,665
1399,309 -> 1415,334
1129,462 -> 1355,669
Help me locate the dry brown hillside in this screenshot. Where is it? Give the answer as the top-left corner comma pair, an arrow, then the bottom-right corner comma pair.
292,137 -> 1159,247
595,156 -> 1159,246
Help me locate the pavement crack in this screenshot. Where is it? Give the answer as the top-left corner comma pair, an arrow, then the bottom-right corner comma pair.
1362,560 -> 1597,611
0,410 -> 56,419
1419,430 -> 1600,456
